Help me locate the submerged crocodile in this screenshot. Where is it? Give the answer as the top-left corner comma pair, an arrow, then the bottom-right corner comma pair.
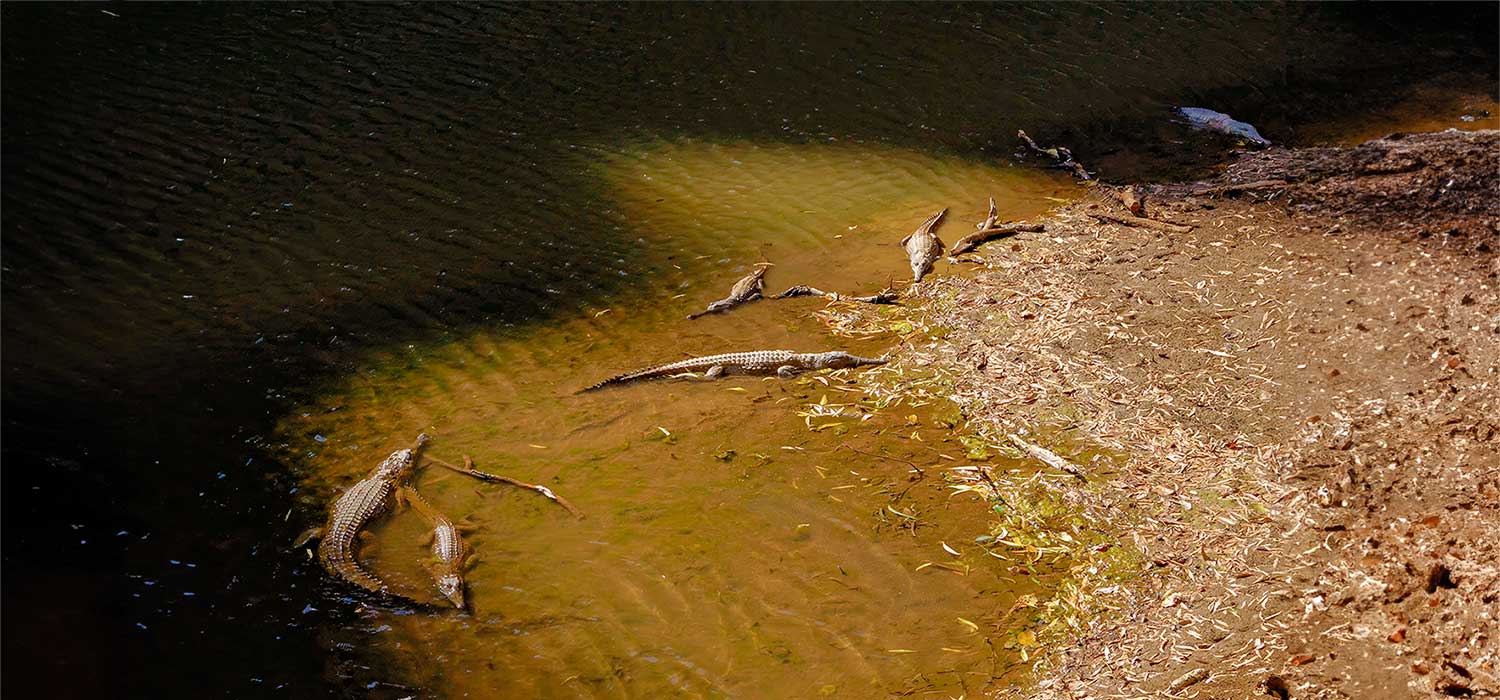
308,434 -> 429,601
687,263 -> 773,319
1174,107 -> 1271,148
401,486 -> 473,609
901,208 -> 947,283
584,350 -> 887,391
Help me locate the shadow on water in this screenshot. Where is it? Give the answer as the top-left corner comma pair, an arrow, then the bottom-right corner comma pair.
0,3 -> 1494,697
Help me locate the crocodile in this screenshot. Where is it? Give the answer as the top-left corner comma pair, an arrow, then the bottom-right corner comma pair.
1174,107 -> 1271,148
901,208 -> 946,283
687,262 -> 773,319
310,433 -> 429,601
401,486 -> 473,609
584,350 -> 887,391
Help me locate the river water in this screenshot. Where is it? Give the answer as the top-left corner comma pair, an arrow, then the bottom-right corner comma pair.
2,4 -> 1495,698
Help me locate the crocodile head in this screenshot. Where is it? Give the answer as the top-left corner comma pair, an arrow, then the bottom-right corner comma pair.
437,573 -> 465,609
815,351 -> 888,370
372,433 -> 428,480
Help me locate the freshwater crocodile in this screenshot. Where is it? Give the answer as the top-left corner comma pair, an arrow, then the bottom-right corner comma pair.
901,208 -> 946,283
311,434 -> 429,601
687,262 -> 773,319
1174,107 -> 1271,147
584,350 -> 887,391
401,486 -> 473,609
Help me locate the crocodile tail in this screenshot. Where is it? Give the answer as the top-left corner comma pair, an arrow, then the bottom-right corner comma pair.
583,360 -> 687,392
582,369 -> 644,392
322,554 -> 432,607
322,551 -> 390,595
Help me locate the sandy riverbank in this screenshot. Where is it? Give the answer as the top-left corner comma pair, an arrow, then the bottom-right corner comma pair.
833,129 -> 1498,699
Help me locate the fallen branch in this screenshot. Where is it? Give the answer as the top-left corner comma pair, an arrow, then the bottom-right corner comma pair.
1089,211 -> 1194,235
951,223 -> 1046,255
1189,179 -> 1288,197
425,455 -> 584,518
1018,130 -> 1092,180
1007,433 -> 1087,482
776,285 -> 899,304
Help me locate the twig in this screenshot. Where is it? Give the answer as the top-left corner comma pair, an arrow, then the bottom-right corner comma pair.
951,223 -> 1046,255
1007,433 -> 1087,482
1089,212 -> 1194,235
839,442 -> 924,478
424,455 -> 584,518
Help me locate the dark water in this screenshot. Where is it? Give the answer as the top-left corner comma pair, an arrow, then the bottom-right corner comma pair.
2,3 -> 1495,697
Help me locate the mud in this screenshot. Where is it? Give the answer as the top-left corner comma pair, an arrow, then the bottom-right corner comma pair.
853,130 -> 1497,698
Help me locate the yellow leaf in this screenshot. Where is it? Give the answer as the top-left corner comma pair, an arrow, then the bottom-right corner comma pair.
1017,630 -> 1037,647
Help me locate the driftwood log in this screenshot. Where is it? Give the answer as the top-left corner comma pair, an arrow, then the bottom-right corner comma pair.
951,223 -> 1046,255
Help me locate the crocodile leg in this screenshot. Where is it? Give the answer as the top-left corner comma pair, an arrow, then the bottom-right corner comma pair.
776,365 -> 798,378
704,365 -> 726,379
293,527 -> 323,549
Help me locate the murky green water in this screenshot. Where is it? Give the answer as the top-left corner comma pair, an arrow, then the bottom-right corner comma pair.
3,3 -> 1494,697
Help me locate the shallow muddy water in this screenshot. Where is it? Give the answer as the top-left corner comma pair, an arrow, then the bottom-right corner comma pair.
279,143 -> 1070,697
3,3 -> 1495,697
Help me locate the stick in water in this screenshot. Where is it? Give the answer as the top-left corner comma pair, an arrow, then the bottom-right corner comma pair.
1007,433 -> 1087,483
424,455 -> 584,518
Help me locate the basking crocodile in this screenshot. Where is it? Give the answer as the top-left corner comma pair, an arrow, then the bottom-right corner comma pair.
401,486 -> 473,609
1174,107 -> 1271,148
310,434 -> 429,601
687,262 -> 773,319
901,209 -> 946,283
584,350 -> 887,391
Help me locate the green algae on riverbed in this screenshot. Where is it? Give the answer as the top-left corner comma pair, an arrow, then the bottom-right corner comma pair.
276,141 -> 1078,698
